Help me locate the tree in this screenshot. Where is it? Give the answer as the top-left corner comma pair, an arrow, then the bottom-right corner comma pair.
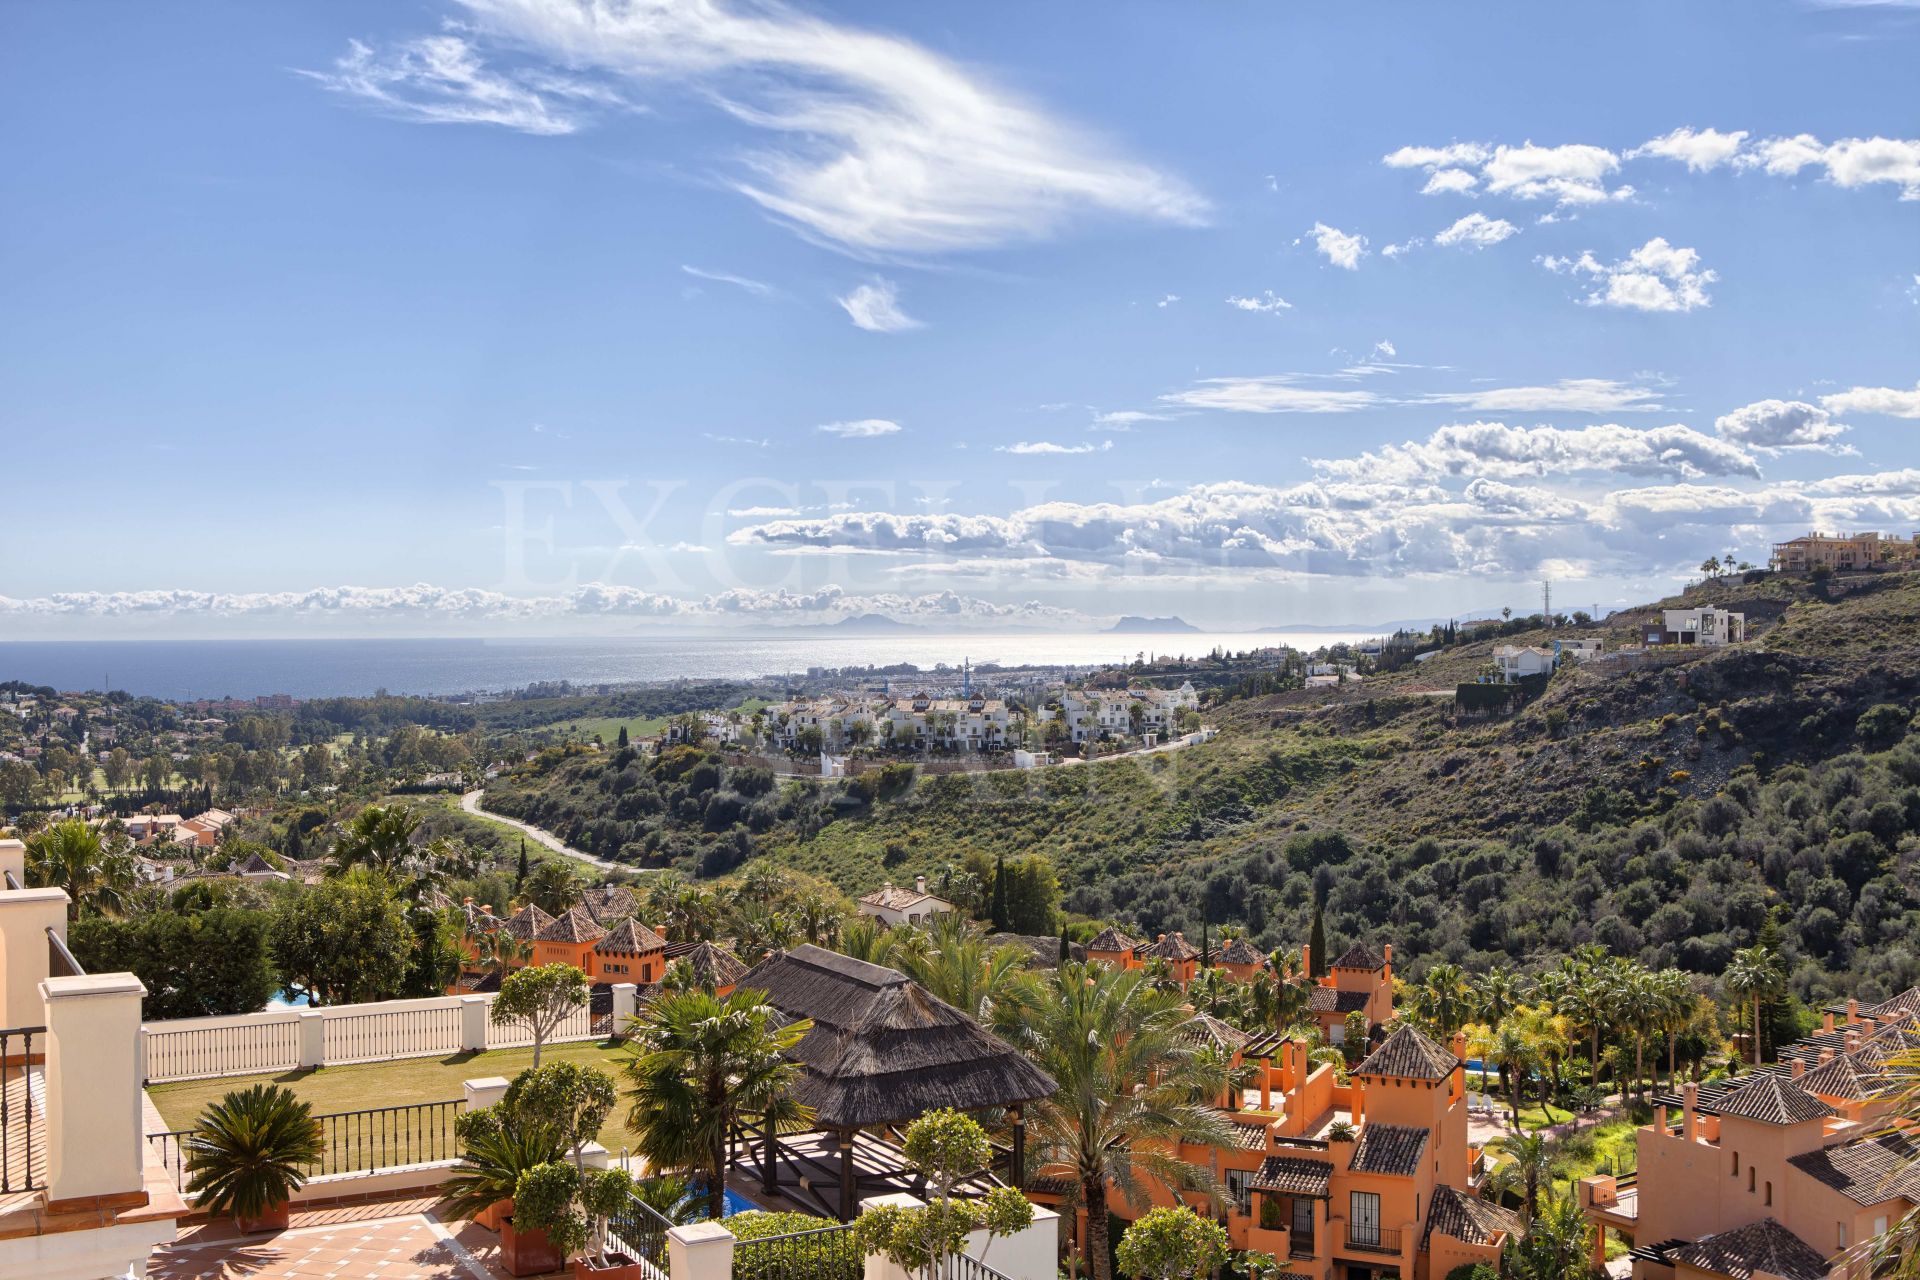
853,1109 -> 1034,1280
328,804 -> 422,876
69,907 -> 278,1018
893,913 -> 1031,1022
183,1084 -> 325,1229
1505,1194 -> 1598,1280
1724,944 -> 1785,1065
1115,1205 -> 1230,1280
1308,897 -> 1327,978
492,964 -> 589,1068
1502,1132 -> 1551,1225
25,819 -> 134,916
1482,1021 -> 1539,1129
271,871 -> 413,1006
622,988 -> 813,1221
523,858 -> 585,916
990,852 -> 1010,932
505,1061 -> 617,1176
994,962 -> 1233,1280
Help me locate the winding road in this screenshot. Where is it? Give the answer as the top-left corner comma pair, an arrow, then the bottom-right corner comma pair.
459,789 -> 624,874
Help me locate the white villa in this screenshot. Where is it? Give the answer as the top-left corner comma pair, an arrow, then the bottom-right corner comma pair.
1048,682 -> 1198,745
1648,606 -> 1747,647
1493,645 -> 1556,684
856,876 -> 957,927
767,694 -> 1012,753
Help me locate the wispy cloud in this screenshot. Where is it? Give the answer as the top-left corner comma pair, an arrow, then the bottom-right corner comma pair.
1433,211 -> 1519,248
1161,376 -> 1381,414
1418,378 -> 1667,414
995,440 -> 1113,455
1225,290 -> 1293,313
681,264 -> 774,296
299,34 -> 620,135
817,418 -> 903,438
837,278 -> 922,332
308,0 -> 1206,254
1090,410 -> 1171,431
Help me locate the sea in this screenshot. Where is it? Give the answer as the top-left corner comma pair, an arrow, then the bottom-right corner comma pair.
0,631 -> 1375,702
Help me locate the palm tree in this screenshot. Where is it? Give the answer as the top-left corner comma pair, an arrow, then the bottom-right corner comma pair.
621,988 -> 813,1221
1474,965 -> 1529,1028
1505,1192 -> 1598,1280
892,914 -> 1030,1022
1556,969 -> 1616,1088
328,804 -> 422,876
1863,1047 -> 1920,1280
522,858 -> 585,916
1413,962 -> 1474,1038
1651,969 -> 1694,1090
1482,1021 -> 1540,1129
1723,945 -> 1785,1066
993,962 -> 1235,1280
25,819 -> 134,916
1617,965 -> 1660,1099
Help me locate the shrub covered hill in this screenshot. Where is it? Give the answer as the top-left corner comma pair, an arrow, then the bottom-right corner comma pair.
483,569 -> 1920,1003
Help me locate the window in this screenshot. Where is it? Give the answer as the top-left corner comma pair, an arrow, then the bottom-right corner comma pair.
1351,1192 -> 1381,1247
1732,1152 -> 1740,1176
1293,1198 -> 1315,1244
1748,1169 -> 1756,1193
1765,1182 -> 1772,1206
1837,1224 -> 1847,1249
1225,1168 -> 1250,1217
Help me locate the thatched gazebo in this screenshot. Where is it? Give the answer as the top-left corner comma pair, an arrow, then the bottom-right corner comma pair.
734,943 -> 1057,1219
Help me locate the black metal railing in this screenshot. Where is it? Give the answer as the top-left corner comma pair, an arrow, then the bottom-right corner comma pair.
151,1097 -> 466,1191
2,869 -> 21,891
732,1220 -> 864,1280
1346,1224 -> 1401,1255
1,1025 -> 46,1193
946,1254 -> 1020,1280
603,1190 -> 676,1271
47,928 -> 85,978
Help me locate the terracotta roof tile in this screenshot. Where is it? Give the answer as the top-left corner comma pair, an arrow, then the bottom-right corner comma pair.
1423,1184 -> 1521,1249
595,918 -> 667,955
1672,1219 -> 1829,1280
1787,1132 -> 1920,1206
1178,1013 -> 1251,1051
1250,1155 -> 1333,1197
1355,1025 -> 1458,1082
1712,1073 -> 1833,1126
1349,1123 -> 1429,1176
500,903 -> 554,940
1309,987 -> 1374,1014
1332,942 -> 1386,970
535,906 -> 609,945
1086,927 -> 1140,953
1138,932 -> 1200,961
1217,938 -> 1266,967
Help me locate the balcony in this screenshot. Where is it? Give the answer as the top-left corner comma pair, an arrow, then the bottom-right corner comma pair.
1346,1224 -> 1401,1256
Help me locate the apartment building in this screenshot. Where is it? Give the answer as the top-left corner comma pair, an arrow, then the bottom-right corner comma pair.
1582,985 -> 1920,1280
1052,682 -> 1199,744
1061,1006 -> 1509,1280
1771,531 -> 1920,574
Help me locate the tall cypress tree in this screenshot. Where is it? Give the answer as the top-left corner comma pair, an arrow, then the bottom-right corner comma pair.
990,852 -> 1010,932
617,724 -> 629,749
1308,896 -> 1327,979
516,837 -> 530,888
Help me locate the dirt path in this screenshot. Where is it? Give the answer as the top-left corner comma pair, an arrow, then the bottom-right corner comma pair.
459,789 -> 624,874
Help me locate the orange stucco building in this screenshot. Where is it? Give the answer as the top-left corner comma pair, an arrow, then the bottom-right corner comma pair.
1583,986 -> 1920,1280
1033,948 -> 1512,1280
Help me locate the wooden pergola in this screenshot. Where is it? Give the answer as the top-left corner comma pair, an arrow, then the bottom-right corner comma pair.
731,944 -> 1058,1220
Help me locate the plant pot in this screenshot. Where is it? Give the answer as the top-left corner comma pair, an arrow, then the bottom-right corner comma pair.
476,1197 -> 514,1233
238,1199 -> 292,1234
501,1218 -> 565,1277
575,1254 -> 645,1280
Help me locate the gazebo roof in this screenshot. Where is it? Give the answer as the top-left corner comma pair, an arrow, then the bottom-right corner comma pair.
738,943 -> 1057,1129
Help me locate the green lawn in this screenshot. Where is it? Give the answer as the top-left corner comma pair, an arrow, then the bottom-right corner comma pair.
148,1040 -> 645,1154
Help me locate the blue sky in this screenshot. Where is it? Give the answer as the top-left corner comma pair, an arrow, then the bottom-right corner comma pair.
3,0 -> 1918,636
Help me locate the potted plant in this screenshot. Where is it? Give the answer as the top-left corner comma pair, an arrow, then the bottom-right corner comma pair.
441,1103 -> 565,1235
183,1083 -> 325,1233
575,1167 -> 646,1278
507,1161 -> 584,1278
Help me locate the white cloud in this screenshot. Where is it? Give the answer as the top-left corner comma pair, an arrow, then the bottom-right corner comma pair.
817,418 -> 903,438
1373,340 -> 1397,359
995,440 -> 1114,455
298,35 -> 618,135
1628,127 -> 1750,171
702,432 -> 772,448
1738,134 -> 1920,200
1433,211 -> 1519,248
1160,376 -> 1381,414
681,264 -> 774,295
1155,294 -> 1180,308
1380,238 -> 1424,258
1225,290 -> 1293,313
1312,421 -> 1761,483
1418,378 -> 1667,414
726,505 -> 799,518
1821,382 -> 1920,418
1542,238 -> 1715,312
1308,222 -> 1367,269
1421,169 -> 1480,195
1714,399 -> 1852,450
836,278 -> 921,332
314,0 -> 1206,254
1090,410 -> 1170,431
1387,140 -> 1627,205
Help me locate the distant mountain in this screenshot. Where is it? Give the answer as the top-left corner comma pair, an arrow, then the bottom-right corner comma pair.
1106,615 -> 1202,634
815,614 -> 922,634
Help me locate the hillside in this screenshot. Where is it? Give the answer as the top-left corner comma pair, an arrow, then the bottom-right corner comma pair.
481,570 -> 1920,1005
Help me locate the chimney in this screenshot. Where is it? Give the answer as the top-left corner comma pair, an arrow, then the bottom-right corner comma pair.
1302,942 -> 1312,975
1822,1010 -> 1835,1034
1682,1082 -> 1700,1142
1157,933 -> 1167,944
1790,1058 -> 1805,1078
1819,1048 -> 1834,1065
1861,1017 -> 1876,1037
1847,997 -> 1859,1021
1846,1030 -> 1862,1053
914,874 -> 927,895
